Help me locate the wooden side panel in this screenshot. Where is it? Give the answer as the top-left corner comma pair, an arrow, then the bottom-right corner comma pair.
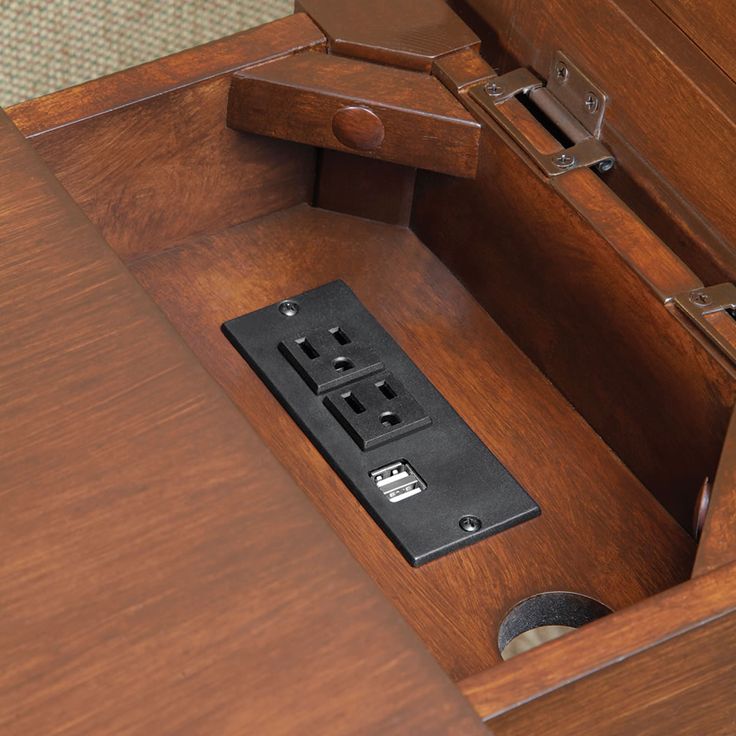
0,110 -> 485,736
130,203 -> 693,680
461,561 -> 736,719
460,0 -> 736,281
488,612 -> 736,735
6,15 -> 324,262
412,117 -> 736,528
650,0 -> 736,83
228,52 -> 480,177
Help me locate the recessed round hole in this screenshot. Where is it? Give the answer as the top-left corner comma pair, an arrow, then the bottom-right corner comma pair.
498,592 -> 612,661
332,357 -> 354,372
380,412 -> 401,427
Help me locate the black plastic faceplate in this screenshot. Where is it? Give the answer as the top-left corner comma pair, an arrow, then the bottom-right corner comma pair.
222,280 -> 539,565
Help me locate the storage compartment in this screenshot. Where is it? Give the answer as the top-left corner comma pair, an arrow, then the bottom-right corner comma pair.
7,6 -> 733,721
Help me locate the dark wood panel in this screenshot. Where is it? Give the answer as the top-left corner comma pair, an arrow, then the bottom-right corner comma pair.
412,102 -> 736,528
460,0 -> 736,281
130,203 -> 693,680
228,52 -> 480,177
6,16 -> 322,262
489,608 -> 736,735
296,0 -> 479,71
0,111 -> 485,735
461,561 -> 736,719
650,0 -> 736,83
316,149 -> 417,226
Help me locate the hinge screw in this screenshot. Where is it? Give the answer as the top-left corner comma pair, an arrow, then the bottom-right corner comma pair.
278,300 -> 300,317
584,92 -> 600,113
554,62 -> 569,82
459,515 -> 482,533
689,291 -> 713,308
553,152 -> 576,169
485,81 -> 503,97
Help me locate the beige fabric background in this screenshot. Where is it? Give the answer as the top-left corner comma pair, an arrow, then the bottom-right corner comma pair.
1,0 -> 292,108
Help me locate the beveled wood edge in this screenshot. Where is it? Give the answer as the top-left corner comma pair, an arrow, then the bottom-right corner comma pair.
694,404 -> 736,576
459,561 -> 736,721
6,13 -> 325,137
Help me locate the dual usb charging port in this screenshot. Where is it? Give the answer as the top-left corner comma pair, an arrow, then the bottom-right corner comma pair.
370,461 -> 426,503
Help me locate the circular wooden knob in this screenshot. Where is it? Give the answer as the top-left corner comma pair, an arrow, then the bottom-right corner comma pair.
331,106 -> 385,151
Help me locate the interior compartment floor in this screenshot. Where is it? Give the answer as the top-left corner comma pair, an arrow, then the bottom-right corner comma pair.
130,203 -> 694,680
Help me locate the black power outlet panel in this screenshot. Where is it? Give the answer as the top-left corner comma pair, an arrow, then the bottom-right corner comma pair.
222,280 -> 539,565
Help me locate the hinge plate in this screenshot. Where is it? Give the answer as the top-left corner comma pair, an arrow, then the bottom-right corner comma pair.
673,283 -> 736,365
547,51 -> 608,138
468,65 -> 614,177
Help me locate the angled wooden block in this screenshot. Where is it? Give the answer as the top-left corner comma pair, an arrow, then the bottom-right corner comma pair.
295,0 -> 480,71
228,52 -> 480,178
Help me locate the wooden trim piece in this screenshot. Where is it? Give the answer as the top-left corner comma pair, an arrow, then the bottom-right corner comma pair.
460,562 -> 736,721
649,0 -> 736,83
0,109 -> 485,735
7,13 -> 326,137
228,52 -> 480,177
296,0 -> 480,72
694,404 -> 736,576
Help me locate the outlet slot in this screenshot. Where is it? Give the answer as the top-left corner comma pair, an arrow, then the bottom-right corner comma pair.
343,392 -> 366,414
296,337 -> 319,360
330,327 -> 351,345
376,380 -> 397,400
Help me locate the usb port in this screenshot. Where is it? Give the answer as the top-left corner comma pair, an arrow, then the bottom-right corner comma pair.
370,461 -> 426,503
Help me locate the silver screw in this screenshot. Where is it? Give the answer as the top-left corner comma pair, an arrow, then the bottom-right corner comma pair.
584,92 -> 599,113
459,516 -> 482,533
597,159 -> 614,173
555,62 -> 568,82
485,81 -> 503,97
278,300 -> 300,317
689,291 -> 713,308
553,152 -> 576,169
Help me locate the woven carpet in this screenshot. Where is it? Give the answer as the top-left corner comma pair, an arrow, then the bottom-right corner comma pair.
1,0 -> 293,108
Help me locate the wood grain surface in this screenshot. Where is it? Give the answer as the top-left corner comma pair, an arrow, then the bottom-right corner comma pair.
461,0 -> 736,281
412,97 -> 736,530
228,52 -> 480,177
0,110 -> 486,736
130,203 -> 693,680
296,0 -> 480,71
650,0 -> 736,83
6,15 -> 323,263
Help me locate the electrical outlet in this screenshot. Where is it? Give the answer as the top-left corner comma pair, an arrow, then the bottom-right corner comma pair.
278,325 -> 384,394
324,372 -> 431,450
223,280 -> 539,566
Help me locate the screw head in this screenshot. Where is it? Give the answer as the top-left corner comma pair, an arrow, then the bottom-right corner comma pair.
584,92 -> 599,113
555,62 -> 569,82
689,291 -> 713,308
278,300 -> 300,317
597,159 -> 614,173
459,515 -> 482,533
485,81 -> 503,97
553,152 -> 576,169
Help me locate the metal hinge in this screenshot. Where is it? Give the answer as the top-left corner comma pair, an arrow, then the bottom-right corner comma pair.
468,51 -> 614,177
673,283 -> 736,364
